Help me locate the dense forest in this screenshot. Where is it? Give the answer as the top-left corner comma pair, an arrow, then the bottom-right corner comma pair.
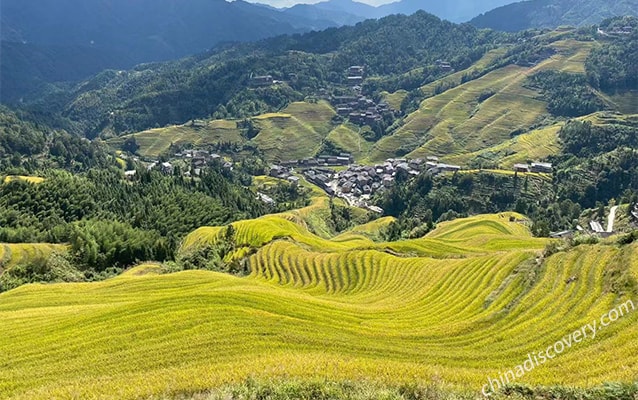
0,167 -> 277,290
586,17 -> 638,92
527,71 -> 604,117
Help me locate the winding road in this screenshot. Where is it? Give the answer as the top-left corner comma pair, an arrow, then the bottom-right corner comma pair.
607,205 -> 619,233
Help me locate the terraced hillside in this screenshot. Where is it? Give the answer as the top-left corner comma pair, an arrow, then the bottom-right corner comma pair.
251,101 -> 336,161
110,119 -> 244,159
0,243 -> 66,274
113,101 -> 336,161
370,39 -> 598,162
113,35 -> 635,168
1,207 -> 637,399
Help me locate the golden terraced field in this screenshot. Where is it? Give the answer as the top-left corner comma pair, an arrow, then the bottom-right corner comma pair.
0,243 -> 66,274
0,205 -> 636,399
370,40 -> 598,162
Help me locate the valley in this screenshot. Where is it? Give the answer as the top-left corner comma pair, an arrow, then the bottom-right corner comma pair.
0,8 -> 637,400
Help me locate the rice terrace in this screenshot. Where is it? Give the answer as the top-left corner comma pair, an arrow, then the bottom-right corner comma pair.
1,202 -> 637,399
1,1 -> 638,399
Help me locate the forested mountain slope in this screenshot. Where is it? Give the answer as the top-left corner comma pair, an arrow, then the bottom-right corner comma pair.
0,0 -> 332,102
471,0 -> 638,31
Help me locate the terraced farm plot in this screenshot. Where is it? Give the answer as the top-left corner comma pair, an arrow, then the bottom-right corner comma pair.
112,120 -> 244,158
251,101 -> 336,161
0,243 -> 66,274
443,123 -> 562,168
381,89 -> 408,111
420,47 -> 510,98
3,176 -> 45,184
325,123 -> 372,162
1,209 -> 637,399
369,40 -> 597,163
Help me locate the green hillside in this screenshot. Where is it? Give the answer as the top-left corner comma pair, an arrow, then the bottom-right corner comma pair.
370,39 -> 597,162
0,243 -> 65,274
470,0 -> 638,32
113,101 -> 336,161
110,34 -> 624,166
252,101 -> 336,161
1,205 -> 637,399
111,120 -> 243,159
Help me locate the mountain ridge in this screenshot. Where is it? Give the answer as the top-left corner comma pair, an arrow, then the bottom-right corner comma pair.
470,0 -> 638,31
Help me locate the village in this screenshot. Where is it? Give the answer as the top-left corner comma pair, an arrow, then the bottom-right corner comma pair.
268,155 -> 465,212
126,62 -> 565,217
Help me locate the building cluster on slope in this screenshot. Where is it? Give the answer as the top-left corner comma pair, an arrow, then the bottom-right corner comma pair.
296,157 -> 461,210
346,65 -> 365,85
138,149 -> 233,178
598,25 -> 634,36
278,153 -> 354,168
513,162 -> 553,174
331,94 -> 392,126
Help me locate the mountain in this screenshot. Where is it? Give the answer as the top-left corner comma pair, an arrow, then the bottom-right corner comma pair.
470,0 -> 638,31
277,0 -> 518,24
23,11 -> 505,138
282,3 -> 364,27
376,0 -> 517,23
0,0 -> 331,102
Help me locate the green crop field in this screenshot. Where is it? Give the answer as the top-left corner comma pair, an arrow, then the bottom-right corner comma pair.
110,101 -> 336,160
0,243 -> 66,274
324,123 -> 372,162
252,101 -> 336,161
111,120 -> 244,158
3,175 -> 45,184
369,40 -> 597,163
443,123 -> 563,168
1,201 -> 637,399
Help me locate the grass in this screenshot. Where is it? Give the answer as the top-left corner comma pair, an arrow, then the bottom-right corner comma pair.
1,198 -> 636,399
3,175 -> 45,184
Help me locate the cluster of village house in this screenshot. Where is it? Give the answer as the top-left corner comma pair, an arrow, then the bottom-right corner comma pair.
250,63 -> 463,127
513,162 -> 553,174
125,149 -> 233,179
597,25 -> 634,36
269,155 -> 465,210
331,94 -> 392,126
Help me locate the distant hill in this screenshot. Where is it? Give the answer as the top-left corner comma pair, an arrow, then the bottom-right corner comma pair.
26,11 -> 504,138
376,0 -> 517,23
0,0 -> 332,102
277,0 -> 517,24
470,0 -> 638,31
281,0 -> 376,26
